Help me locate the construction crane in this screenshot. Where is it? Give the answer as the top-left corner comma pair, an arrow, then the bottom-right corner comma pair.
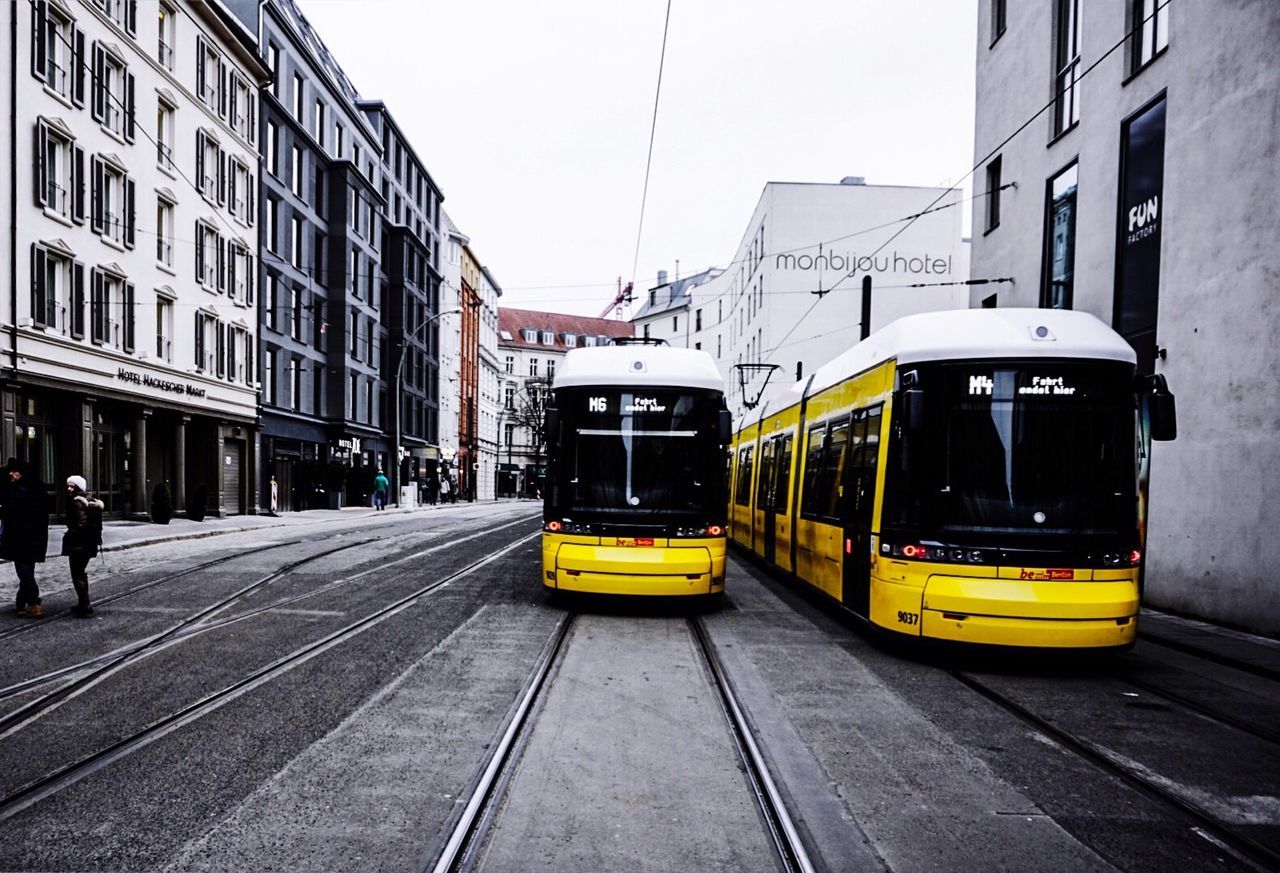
599,278 -> 635,319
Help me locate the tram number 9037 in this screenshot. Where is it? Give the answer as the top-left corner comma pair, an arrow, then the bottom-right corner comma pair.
897,610 -> 920,626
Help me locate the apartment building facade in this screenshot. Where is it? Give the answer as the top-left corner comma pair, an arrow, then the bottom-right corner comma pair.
476,265 -> 502,501
3,0 -> 268,516
971,0 -> 1280,631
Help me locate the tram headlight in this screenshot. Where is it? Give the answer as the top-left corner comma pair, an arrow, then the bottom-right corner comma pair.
884,541 -> 993,564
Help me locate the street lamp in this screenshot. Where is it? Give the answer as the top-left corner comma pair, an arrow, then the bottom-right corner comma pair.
393,307 -> 461,505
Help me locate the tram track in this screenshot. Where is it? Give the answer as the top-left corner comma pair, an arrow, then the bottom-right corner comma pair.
951,669 -> 1280,873
0,527 -> 542,823
0,513 -> 541,730
1137,631 -> 1280,684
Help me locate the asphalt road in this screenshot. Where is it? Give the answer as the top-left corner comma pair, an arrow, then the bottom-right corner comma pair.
0,513 -> 1274,872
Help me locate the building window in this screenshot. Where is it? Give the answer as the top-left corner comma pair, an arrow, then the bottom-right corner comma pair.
267,42 -> 280,97
29,245 -> 74,333
266,120 -> 278,177
350,247 -> 359,295
195,129 -> 221,199
229,242 -> 252,304
563,333 -> 576,348
984,155 -> 1002,232
34,121 -> 81,221
156,100 -> 175,169
504,355 -> 514,374
350,374 -> 359,419
314,100 -> 326,148
334,123 -> 345,158
529,358 -> 539,377
230,159 -> 252,224
91,158 -> 135,248
292,73 -> 304,122
157,3 -> 175,69
156,198 -> 173,266
291,215 -> 303,268
541,330 -> 554,344
716,335 -> 721,357
231,74 -> 252,141
504,383 -> 515,409
92,43 -> 135,140
156,296 -> 173,361
991,0 -> 1006,44
34,5 -> 78,101
1130,0 -> 1169,74
1041,161 -> 1078,310
264,349 -> 276,404
1053,0 -> 1082,136
547,359 -> 556,380
695,309 -> 702,331
98,0 -> 137,34
197,39 -> 219,111
195,222 -> 219,289
673,316 -> 679,332
643,324 -> 650,340
289,359 -> 301,411
291,145 -> 303,197
266,198 -> 278,253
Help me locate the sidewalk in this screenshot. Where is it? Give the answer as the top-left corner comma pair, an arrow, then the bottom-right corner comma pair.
28,501 -> 471,560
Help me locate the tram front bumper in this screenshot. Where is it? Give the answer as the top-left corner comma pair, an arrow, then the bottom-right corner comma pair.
919,574 -> 1139,648
545,541 -> 726,596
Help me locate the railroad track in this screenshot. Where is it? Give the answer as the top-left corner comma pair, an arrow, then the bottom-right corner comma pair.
952,670 -> 1280,873
425,613 -> 818,873
0,513 -> 541,715
0,528 -> 542,822
1137,631 -> 1280,684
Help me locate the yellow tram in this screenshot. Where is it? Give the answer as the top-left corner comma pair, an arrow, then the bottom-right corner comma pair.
730,309 -> 1176,649
542,340 -> 732,596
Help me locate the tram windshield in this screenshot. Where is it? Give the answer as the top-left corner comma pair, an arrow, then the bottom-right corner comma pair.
550,389 -> 726,521
885,362 -> 1138,540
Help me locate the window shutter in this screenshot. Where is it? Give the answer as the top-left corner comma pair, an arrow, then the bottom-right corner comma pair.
227,245 -> 237,297
91,44 -> 105,123
228,330 -> 237,382
248,94 -> 257,145
247,173 -> 255,226
217,148 -> 226,205
31,1 -> 47,82
194,313 -> 203,368
31,245 -> 47,328
218,60 -> 228,118
33,120 -> 48,208
246,344 -> 254,386
90,156 -> 104,234
125,0 -> 137,36
90,269 -> 104,344
195,129 -> 205,194
71,261 -> 85,339
196,38 -> 205,103
216,322 -> 226,378
247,255 -> 256,305
123,282 -> 135,352
195,223 -> 205,284
124,71 -> 136,142
71,144 -> 85,224
123,177 -> 136,248
72,28 -> 85,106
216,236 -> 226,291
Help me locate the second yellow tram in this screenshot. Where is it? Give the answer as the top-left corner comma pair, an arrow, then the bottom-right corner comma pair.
730,309 -> 1176,649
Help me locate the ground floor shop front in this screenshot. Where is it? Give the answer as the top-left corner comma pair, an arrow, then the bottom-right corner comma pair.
2,379 -> 256,518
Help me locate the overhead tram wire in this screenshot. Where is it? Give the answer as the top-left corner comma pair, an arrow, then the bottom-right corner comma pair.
761,0 -> 1176,363
628,0 -> 674,304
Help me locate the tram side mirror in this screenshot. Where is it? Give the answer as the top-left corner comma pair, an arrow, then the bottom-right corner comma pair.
1146,376 -> 1177,441
902,388 -> 926,433
718,410 -> 733,444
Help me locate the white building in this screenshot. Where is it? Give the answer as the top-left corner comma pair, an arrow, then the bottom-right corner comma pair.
437,209 -> 464,487
633,179 -> 970,422
2,0 -> 269,516
970,1 -> 1280,632
475,265 -> 502,501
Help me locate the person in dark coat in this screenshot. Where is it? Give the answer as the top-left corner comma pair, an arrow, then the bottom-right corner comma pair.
61,475 -> 104,617
1,458 -> 50,618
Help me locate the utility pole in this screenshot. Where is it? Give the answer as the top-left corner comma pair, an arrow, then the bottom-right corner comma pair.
860,275 -> 873,340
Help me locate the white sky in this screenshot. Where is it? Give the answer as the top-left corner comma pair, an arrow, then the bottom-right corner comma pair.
296,0 -> 978,316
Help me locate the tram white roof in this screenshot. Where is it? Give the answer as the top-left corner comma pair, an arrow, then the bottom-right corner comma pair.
553,344 -> 725,393
764,308 -> 1136,415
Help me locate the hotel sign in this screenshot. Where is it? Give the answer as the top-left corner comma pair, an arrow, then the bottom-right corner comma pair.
115,368 -> 207,398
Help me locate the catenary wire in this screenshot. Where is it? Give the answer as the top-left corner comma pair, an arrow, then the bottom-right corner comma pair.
629,0 -> 674,295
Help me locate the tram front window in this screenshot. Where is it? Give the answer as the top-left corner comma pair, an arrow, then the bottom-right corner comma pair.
553,390 -> 725,520
887,363 -> 1138,539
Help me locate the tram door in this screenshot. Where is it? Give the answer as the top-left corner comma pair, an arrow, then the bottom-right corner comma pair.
757,438 -> 776,560
842,407 -> 881,617
771,434 -> 793,569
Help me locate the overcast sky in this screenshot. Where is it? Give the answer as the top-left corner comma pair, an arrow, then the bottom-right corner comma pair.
296,0 -> 978,317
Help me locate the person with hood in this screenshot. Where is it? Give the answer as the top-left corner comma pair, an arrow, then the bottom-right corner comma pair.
61,475 -> 104,617
1,458 -> 50,618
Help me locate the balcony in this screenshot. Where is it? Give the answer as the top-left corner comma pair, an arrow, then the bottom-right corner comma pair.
156,239 -> 173,267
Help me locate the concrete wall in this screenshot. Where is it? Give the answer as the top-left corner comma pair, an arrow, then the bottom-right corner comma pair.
971,0 -> 1280,632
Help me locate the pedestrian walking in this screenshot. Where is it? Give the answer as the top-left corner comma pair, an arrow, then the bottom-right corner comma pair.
1,458 -> 50,618
425,475 -> 438,506
439,475 -> 452,504
373,469 -> 389,511
61,475 -> 104,617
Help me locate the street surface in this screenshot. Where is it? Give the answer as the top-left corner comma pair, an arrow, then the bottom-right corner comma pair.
0,504 -> 1276,872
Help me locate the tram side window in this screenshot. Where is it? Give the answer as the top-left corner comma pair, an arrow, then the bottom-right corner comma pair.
734,445 -> 754,506
800,424 -> 826,517
755,439 -> 775,509
818,420 -> 852,519
846,407 -> 882,525
774,435 -> 793,515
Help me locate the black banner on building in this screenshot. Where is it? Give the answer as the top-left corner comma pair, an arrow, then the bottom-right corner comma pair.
1114,94 -> 1167,374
